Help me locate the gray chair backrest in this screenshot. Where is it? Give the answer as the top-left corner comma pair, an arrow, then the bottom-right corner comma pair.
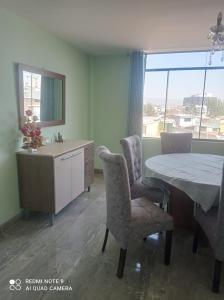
97,146 -> 131,249
160,132 -> 192,154
215,163 -> 224,261
120,135 -> 142,185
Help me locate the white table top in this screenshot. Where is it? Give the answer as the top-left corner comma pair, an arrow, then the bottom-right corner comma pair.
145,153 -> 224,211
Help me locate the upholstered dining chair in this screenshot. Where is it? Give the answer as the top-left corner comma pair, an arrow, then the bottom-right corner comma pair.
160,132 -> 192,154
97,146 -> 173,278
192,163 -> 224,293
120,135 -> 169,206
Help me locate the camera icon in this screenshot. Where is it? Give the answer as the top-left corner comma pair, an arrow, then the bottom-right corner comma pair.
9,279 -> 22,291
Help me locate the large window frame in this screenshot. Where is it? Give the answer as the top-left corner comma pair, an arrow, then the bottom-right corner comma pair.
144,51 -> 224,142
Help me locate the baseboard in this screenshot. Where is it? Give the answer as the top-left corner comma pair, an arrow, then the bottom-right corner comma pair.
0,211 -> 22,236
1,171 -> 102,233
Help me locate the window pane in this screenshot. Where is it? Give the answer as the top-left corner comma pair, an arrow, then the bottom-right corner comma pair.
166,70 -> 205,138
143,72 -> 167,137
144,51 -> 224,141
23,71 -> 31,99
23,71 -> 41,120
146,51 -> 224,69
200,70 -> 224,140
31,73 -> 41,121
23,71 -> 32,114
32,73 -> 41,101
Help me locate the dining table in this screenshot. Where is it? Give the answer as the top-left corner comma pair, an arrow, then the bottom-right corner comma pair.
145,153 -> 224,228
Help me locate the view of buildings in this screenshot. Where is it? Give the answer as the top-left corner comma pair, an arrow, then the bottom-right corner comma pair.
143,94 -> 224,140
23,71 -> 41,120
143,51 -> 224,140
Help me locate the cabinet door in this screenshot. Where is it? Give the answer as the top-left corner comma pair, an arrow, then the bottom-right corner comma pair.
71,149 -> 84,200
54,153 -> 72,214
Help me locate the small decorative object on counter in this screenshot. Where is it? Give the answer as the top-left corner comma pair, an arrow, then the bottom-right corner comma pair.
55,132 -> 63,143
21,110 -> 43,150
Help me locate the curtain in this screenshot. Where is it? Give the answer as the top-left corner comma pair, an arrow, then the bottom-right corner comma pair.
127,51 -> 146,136
40,76 -> 55,121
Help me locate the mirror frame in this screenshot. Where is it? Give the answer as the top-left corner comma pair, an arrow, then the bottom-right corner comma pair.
17,63 -> 65,129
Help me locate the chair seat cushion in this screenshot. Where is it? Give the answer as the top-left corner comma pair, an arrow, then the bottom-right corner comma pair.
130,197 -> 173,240
195,207 -> 218,249
130,179 -> 164,203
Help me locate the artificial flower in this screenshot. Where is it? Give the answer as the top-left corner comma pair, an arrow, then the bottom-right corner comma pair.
25,109 -> 33,117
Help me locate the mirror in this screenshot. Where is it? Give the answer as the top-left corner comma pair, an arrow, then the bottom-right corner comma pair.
17,64 -> 65,128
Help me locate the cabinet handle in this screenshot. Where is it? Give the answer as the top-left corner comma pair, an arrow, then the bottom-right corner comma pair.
61,156 -> 71,161
60,152 -> 82,161
70,152 -> 82,158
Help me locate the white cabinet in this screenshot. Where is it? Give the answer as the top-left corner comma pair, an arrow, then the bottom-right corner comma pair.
54,149 -> 84,214
16,140 -> 94,225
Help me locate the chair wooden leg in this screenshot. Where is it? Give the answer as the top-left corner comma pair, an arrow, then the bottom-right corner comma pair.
166,201 -> 171,214
116,248 -> 127,278
212,259 -> 222,293
164,230 -> 173,265
192,221 -> 199,254
101,228 -> 109,253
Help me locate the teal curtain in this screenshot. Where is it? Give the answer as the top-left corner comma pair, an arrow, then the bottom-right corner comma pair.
128,51 -> 146,136
40,76 -> 55,121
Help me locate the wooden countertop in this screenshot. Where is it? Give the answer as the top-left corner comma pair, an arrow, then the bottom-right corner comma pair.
16,139 -> 94,158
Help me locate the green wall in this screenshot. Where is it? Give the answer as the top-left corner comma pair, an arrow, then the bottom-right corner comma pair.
91,55 -> 224,168
0,9 -> 90,225
91,55 -> 130,168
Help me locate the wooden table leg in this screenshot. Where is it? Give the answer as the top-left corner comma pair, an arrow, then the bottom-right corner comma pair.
169,186 -> 195,231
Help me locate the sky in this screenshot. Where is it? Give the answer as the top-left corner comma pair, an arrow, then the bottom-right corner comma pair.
144,51 -> 224,105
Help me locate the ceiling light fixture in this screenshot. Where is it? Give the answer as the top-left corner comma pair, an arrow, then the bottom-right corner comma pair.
207,12 -> 224,65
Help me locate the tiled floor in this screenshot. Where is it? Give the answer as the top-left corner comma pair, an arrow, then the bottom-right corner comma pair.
0,174 -> 223,300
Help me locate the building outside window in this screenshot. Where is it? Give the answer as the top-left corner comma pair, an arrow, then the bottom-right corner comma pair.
143,51 -> 224,140
23,71 -> 41,120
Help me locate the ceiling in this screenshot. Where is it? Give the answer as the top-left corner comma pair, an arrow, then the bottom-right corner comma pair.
0,0 -> 224,55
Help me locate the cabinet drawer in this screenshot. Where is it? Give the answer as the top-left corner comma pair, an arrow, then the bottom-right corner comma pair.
58,149 -> 83,161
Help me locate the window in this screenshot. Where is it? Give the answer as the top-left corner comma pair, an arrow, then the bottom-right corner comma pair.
23,71 -> 41,120
143,51 -> 224,140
